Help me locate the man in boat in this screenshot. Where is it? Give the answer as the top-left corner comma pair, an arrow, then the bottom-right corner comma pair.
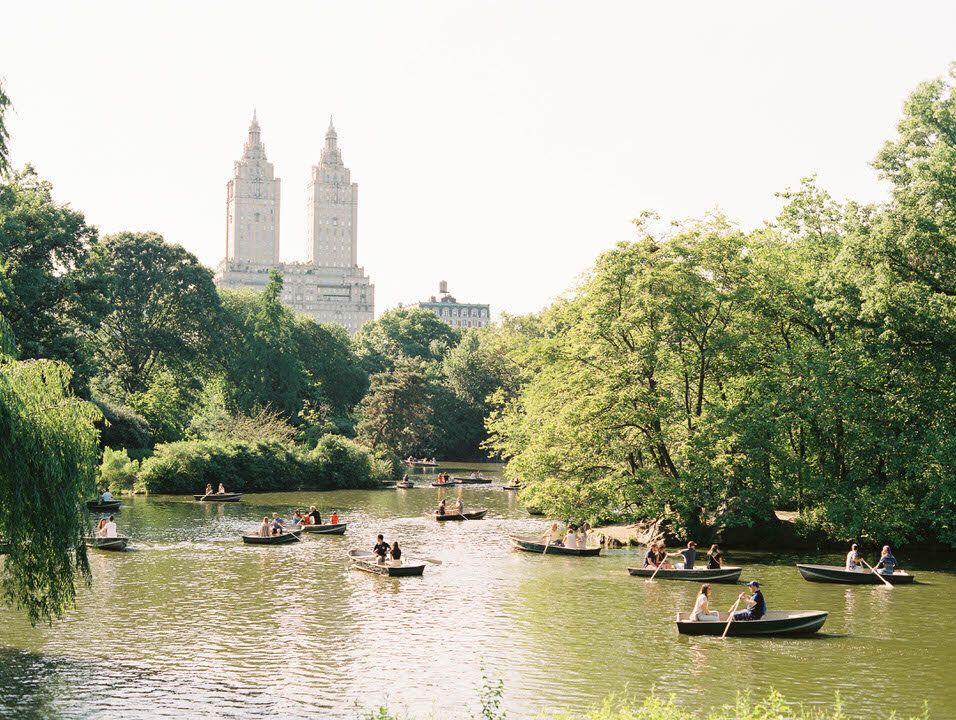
541,523 -> 563,547
845,543 -> 863,571
373,534 -> 390,564
270,512 -> 284,536
875,545 -> 899,575
308,505 -> 322,525
453,497 -> 464,515
733,581 -> 766,621
104,515 -> 118,539
101,489 -> 112,502
665,541 -> 697,569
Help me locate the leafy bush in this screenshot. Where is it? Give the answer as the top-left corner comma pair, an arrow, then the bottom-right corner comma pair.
139,435 -> 391,494
92,400 -> 152,450
98,447 -> 142,494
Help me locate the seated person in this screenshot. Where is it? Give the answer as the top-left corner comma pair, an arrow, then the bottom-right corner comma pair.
390,541 -> 402,565
666,541 -> 697,569
204,483 -> 213,496
563,528 -> 578,549
217,483 -> 226,495
707,544 -> 722,569
258,516 -> 270,538
291,510 -> 303,526
308,505 -> 322,525
436,500 -> 446,516
373,534 -> 390,564
733,581 -> 766,621
875,545 -> 898,575
692,584 -> 720,621
95,518 -> 107,538
845,543 -> 863,571
643,542 -> 660,568
541,523 -> 563,547
103,515 -> 118,538
270,512 -> 284,536
329,511 -> 339,525
101,489 -> 112,502
576,525 -> 589,549
454,498 -> 464,514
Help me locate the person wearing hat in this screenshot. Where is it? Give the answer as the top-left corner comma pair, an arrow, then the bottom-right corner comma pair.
665,541 -> 698,570
734,581 -> 766,621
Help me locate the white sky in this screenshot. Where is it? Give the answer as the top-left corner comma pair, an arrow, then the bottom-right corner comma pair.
2,2 -> 954,318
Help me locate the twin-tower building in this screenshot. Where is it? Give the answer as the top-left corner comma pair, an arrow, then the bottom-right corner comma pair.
213,113 -> 374,334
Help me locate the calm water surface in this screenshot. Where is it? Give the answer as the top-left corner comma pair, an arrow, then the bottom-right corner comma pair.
1,463 -> 953,719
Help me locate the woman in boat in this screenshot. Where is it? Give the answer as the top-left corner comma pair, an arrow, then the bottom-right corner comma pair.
258,516 -> 270,537
692,584 -> 720,621
291,510 -> 304,526
845,543 -> 863,571
875,545 -> 898,575
733,581 -> 766,621
707,544 -> 722,569
563,526 -> 578,549
437,499 -> 446,516
576,523 -> 590,549
205,483 -> 213,496
217,483 -> 226,495
95,518 -> 107,538
390,541 -> 402,565
373,534 -> 390,564
103,515 -> 118,538
643,542 -> 659,568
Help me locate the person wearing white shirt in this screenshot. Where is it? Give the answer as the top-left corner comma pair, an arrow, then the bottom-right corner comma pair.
101,490 -> 112,502
845,543 -> 862,571
104,515 -> 117,538
692,584 -> 720,621
563,529 -> 578,549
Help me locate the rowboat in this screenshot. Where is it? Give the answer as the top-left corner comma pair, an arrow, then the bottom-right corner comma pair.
627,566 -> 743,583
299,523 -> 347,535
452,476 -> 492,484
675,610 -> 828,636
427,509 -> 488,521
526,507 -> 545,516
86,500 -> 121,512
84,536 -> 129,551
502,484 -> 522,491
241,530 -> 302,545
347,550 -> 426,577
430,481 -> 455,487
509,534 -> 601,556
796,564 -> 915,585
396,482 -> 415,489
403,460 -> 438,467
194,493 -> 242,502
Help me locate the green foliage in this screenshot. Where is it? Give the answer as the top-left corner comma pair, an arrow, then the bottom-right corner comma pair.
0,79 -> 10,177
0,314 -> 100,626
139,434 -> 390,494
126,368 -> 201,444
98,447 -> 141,494
352,307 -> 460,375
91,399 -> 152,451
355,358 -> 434,457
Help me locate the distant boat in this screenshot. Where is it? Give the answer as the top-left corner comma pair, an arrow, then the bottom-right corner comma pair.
84,536 -> 129,551
526,507 -> 545,516
427,509 -> 488,521
299,523 -> 348,535
627,566 -> 743,583
508,534 -> 600,556
502,484 -> 522,491
86,500 -> 121,512
194,493 -> 242,502
347,550 -> 426,577
241,531 -> 301,545
796,564 -> 915,585
402,460 -> 439,467
452,476 -> 492,484
675,610 -> 828,636
396,481 -> 415,488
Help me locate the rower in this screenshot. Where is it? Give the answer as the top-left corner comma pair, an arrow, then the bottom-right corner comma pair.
373,534 -> 390,564
204,483 -> 213,496
270,512 -> 284,536
541,523 -> 562,547
665,541 -> 697,569
453,497 -> 464,514
437,499 -> 446,516
845,543 -> 863,571
875,545 -> 898,575
733,581 -> 766,621
101,489 -> 112,502
308,505 -> 322,525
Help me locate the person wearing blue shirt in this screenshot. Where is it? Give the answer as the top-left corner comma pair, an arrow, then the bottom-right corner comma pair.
875,545 -> 899,575
734,581 -> 766,621
270,512 -> 284,536
665,541 -> 697,569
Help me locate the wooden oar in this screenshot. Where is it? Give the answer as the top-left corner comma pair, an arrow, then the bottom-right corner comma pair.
721,597 -> 742,639
542,538 -> 550,556
862,558 -> 894,588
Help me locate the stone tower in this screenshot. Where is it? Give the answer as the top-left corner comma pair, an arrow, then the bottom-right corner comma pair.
306,118 -> 358,267
225,111 -> 281,264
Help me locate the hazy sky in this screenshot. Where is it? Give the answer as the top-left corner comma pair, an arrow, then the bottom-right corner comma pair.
3,2 -> 954,318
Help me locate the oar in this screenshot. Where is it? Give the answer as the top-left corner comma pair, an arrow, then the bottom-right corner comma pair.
721,597 -> 742,639
420,557 -> 443,565
862,558 -> 894,588
542,537 -> 551,556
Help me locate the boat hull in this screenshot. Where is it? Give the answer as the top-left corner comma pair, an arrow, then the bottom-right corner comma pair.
194,493 -> 242,502
451,477 -> 492,484
676,610 -> 828,636
526,507 -> 545,516
300,523 -> 347,535
627,566 -> 742,583
509,535 -> 601,556
84,536 -> 129,551
241,531 -> 302,545
428,510 -> 488,521
347,550 -> 425,577
396,483 -> 415,489
796,564 -> 914,584
86,500 -> 121,512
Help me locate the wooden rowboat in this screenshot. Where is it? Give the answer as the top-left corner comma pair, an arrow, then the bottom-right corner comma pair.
502,484 -> 522,491
194,493 -> 242,502
299,523 -> 348,535
427,509 -> 488,521
627,566 -> 743,583
452,476 -> 492,484
241,530 -> 302,545
403,460 -> 439,467
526,507 -> 545,516
796,564 -> 915,585
84,536 -> 129,551
396,482 -> 415,488
86,500 -> 121,512
430,481 -> 455,487
676,610 -> 828,636
509,534 -> 601,556
347,550 -> 426,577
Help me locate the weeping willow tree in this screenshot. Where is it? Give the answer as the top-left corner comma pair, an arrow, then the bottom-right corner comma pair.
0,314 -> 101,625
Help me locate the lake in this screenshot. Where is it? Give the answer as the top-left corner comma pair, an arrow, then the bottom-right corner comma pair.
1,463 -> 952,719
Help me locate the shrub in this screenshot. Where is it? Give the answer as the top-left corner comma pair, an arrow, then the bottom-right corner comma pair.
98,447 -> 142,494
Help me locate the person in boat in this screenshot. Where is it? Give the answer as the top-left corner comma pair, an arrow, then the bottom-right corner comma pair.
643,542 -> 661,568
95,518 -> 107,538
665,541 -> 697,570
390,541 -> 402,565
692,584 -> 720,621
308,506 -> 322,525
407,456 -> 414,463
104,515 -> 118,538
217,483 -> 226,495
576,523 -> 590,548
845,543 -> 863,571
291,510 -> 304,526
875,545 -> 898,575
204,483 -> 213,496
477,471 -> 484,479
258,516 -> 270,537
373,534 -> 390,564
100,489 -> 112,502
541,523 -> 563,547
734,581 -> 766,621
437,499 -> 447,516
563,526 -> 578,549
469,472 -> 476,479
270,512 -> 284,536
329,510 -> 339,525
707,544 -> 722,569
402,473 -> 409,482
453,497 -> 465,515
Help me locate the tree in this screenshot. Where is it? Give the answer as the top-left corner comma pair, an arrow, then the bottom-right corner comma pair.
0,314 -> 100,625
83,231 -> 220,396
0,79 -> 11,177
352,307 -> 460,375
0,167 -> 100,392
355,358 -> 433,457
